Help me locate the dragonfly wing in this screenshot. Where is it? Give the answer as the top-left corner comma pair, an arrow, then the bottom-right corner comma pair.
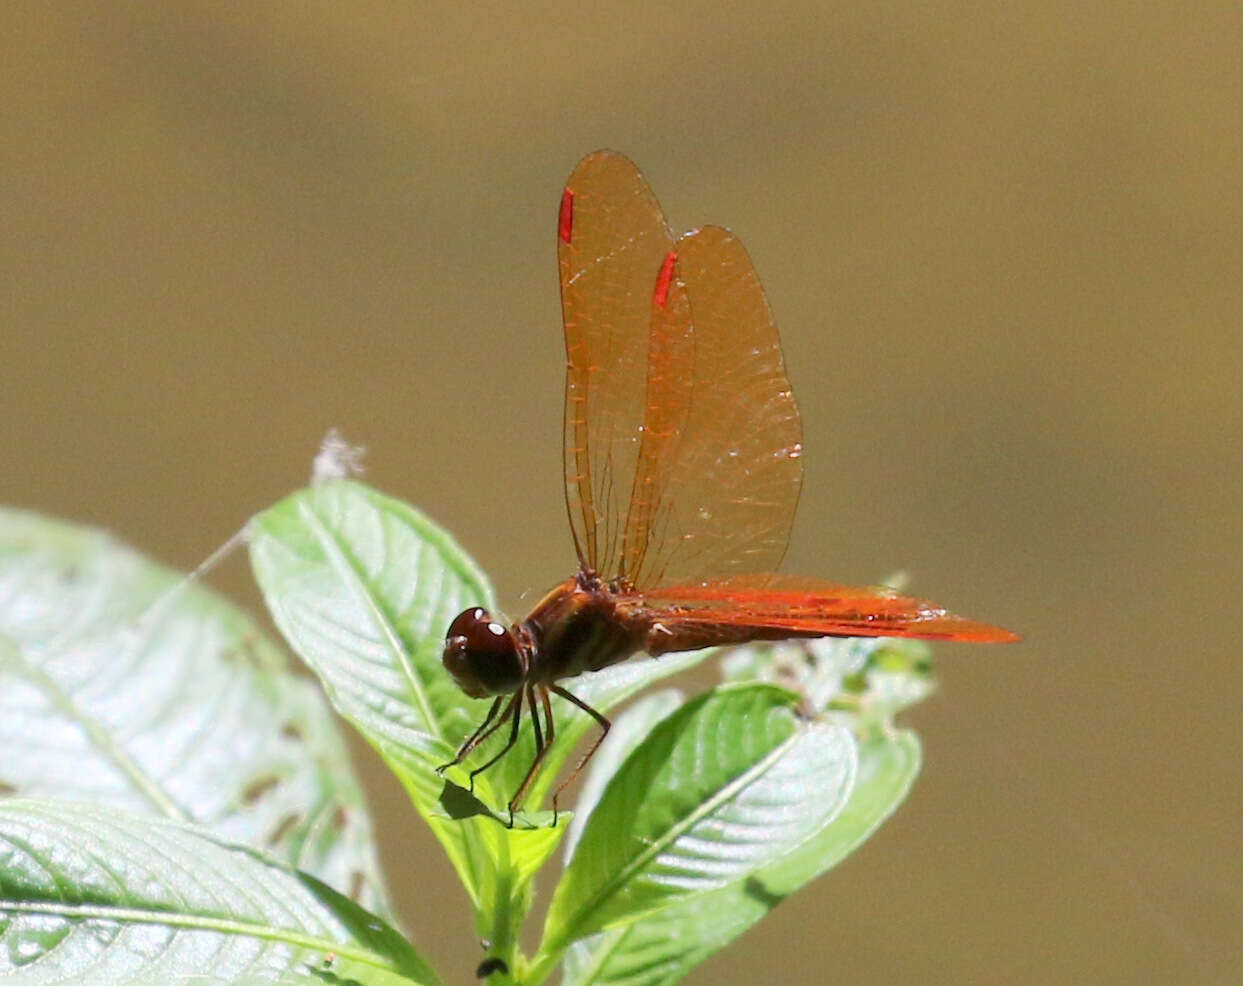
622,226 -> 804,588
640,575 -> 1020,643
559,151 -> 676,575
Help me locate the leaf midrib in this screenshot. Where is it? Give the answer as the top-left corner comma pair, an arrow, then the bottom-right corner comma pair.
295,498 -> 441,741
0,639 -> 189,822
550,715 -> 800,950
288,494 -> 500,917
0,898 -> 401,972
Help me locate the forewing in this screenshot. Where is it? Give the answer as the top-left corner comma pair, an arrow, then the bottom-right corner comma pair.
623,225 -> 804,588
641,575 -> 1020,643
560,151 -> 676,574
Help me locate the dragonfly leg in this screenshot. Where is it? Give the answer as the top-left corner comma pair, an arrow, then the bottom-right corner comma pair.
508,684 -> 557,825
467,688 -> 525,795
436,696 -> 503,778
548,684 -> 611,818
540,687 -> 559,824
509,686 -> 559,825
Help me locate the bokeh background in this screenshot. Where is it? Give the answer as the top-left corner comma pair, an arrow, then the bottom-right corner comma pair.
4,2 -> 1240,983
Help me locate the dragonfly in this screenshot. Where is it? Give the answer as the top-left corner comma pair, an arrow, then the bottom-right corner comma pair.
439,150 -> 1017,820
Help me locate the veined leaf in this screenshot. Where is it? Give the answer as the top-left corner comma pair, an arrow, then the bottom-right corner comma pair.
540,684 -> 857,961
0,508 -> 387,916
248,478 -> 566,965
560,636 -> 930,986
560,731 -> 921,986
492,649 -> 719,819
246,481 -> 494,753
246,481 -> 508,913
0,800 -> 439,986
246,481 -> 720,934
563,689 -> 684,866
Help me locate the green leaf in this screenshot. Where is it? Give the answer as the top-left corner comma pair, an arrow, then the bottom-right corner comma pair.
563,689 -> 684,866
554,638 -> 930,986
492,649 -> 719,821
0,799 -> 440,986
245,480 -> 722,935
246,482 -> 510,909
0,508 -> 388,916
539,684 -> 858,963
560,731 -> 921,986
246,481 -> 495,751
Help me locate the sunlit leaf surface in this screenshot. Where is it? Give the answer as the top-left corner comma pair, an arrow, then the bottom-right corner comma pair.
0,508 -> 388,916
248,481 -> 533,934
542,684 -> 857,955
0,800 -> 438,986
563,689 -> 684,866
560,732 -> 920,986
247,481 -> 718,927
560,635 -> 929,986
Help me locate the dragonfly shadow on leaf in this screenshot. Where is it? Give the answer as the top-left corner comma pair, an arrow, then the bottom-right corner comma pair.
437,777 -> 556,829
743,874 -> 786,912
438,778 -> 495,820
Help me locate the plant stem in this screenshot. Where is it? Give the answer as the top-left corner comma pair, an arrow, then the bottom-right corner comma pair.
481,833 -> 524,985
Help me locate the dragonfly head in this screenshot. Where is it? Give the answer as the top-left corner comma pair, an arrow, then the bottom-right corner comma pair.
443,607 -> 524,698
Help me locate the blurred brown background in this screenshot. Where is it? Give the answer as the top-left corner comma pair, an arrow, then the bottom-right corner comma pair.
4,2 -> 1240,983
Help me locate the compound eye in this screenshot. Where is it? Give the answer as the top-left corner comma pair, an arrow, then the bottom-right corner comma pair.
443,608 -> 523,697
448,607 -> 490,640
